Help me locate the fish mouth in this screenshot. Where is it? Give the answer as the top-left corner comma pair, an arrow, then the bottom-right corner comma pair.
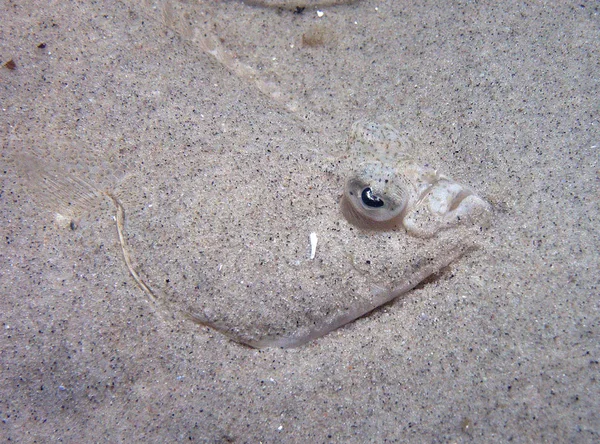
415,185 -> 475,213
447,188 -> 474,212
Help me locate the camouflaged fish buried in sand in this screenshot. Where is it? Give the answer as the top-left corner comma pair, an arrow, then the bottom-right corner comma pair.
20,121 -> 490,348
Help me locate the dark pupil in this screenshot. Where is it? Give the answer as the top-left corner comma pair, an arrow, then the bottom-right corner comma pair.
361,187 -> 384,208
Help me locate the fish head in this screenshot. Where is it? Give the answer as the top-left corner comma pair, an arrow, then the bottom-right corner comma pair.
341,121 -> 491,238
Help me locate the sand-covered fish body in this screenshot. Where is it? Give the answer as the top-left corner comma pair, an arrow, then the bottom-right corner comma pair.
12,119 -> 490,349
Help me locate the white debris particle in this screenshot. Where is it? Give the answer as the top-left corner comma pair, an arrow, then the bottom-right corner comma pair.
310,232 -> 318,260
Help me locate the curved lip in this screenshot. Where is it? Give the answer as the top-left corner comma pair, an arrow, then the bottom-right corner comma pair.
413,182 -> 475,215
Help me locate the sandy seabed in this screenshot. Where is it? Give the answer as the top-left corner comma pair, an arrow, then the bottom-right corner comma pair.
1,0 -> 598,442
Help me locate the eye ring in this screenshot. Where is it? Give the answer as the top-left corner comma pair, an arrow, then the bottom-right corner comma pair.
361,187 -> 385,208
341,162 -> 410,229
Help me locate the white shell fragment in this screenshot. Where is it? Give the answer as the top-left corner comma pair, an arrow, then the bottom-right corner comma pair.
341,121 -> 491,238
309,232 -> 318,260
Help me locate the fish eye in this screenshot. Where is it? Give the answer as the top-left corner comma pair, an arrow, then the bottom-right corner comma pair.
341,164 -> 409,230
361,187 -> 385,208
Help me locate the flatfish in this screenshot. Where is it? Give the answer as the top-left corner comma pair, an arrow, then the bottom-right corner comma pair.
14,119 -> 490,348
